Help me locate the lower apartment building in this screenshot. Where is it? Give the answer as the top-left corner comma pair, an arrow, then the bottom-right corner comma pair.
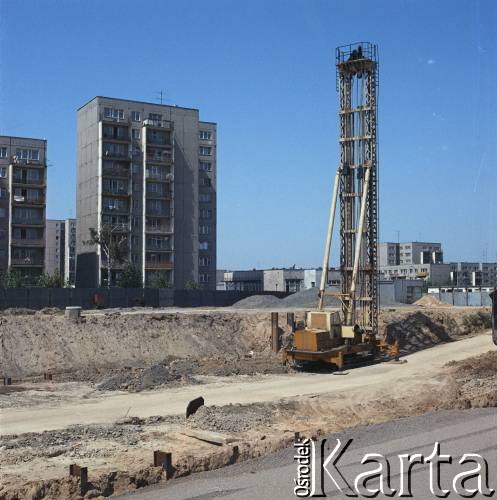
45,218 -> 76,285
76,97 -> 216,289
0,136 -> 47,285
380,263 -> 451,286
450,262 -> 497,287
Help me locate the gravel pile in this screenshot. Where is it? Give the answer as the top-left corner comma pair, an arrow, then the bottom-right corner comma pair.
231,294 -> 283,309
232,287 -> 340,309
186,403 -> 274,433
0,423 -> 142,450
96,364 -> 187,392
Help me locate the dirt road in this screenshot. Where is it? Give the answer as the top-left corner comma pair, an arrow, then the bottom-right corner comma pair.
1,331 -> 493,436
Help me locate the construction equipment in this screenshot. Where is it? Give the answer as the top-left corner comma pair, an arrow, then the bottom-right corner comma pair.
286,42 -> 396,369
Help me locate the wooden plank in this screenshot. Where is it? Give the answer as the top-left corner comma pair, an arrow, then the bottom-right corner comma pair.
181,428 -> 237,446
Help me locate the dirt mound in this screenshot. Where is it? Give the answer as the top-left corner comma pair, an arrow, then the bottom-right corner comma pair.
380,308 -> 491,354
0,311 -> 288,379
414,294 -> 451,307
96,364 -> 190,392
186,403 -> 275,433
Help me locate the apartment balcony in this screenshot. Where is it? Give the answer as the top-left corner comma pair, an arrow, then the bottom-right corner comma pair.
100,112 -> 129,124
102,206 -> 129,216
145,260 -> 173,270
11,217 -> 44,226
12,195 -> 46,206
102,165 -> 130,178
12,177 -> 45,187
145,171 -> 173,182
145,190 -> 173,200
102,150 -> 132,161
146,243 -> 173,252
102,132 -> 129,143
11,238 -> 44,247
146,208 -> 174,218
10,157 -> 45,167
145,153 -> 173,164
11,257 -> 44,267
143,119 -> 173,129
102,187 -> 130,197
145,224 -> 173,234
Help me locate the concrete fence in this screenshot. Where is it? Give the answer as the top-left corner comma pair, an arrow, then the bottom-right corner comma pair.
432,290 -> 492,307
0,288 -> 291,311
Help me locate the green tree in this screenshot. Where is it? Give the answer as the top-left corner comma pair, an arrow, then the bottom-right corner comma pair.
185,280 -> 201,290
150,272 -> 172,289
37,271 -> 66,288
118,263 -> 142,288
84,224 -> 127,288
1,268 -> 23,288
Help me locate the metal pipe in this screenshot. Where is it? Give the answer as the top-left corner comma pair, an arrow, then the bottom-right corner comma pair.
347,165 -> 371,323
318,167 -> 341,310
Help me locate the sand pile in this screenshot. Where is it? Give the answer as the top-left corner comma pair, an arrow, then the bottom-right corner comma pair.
414,294 -> 451,307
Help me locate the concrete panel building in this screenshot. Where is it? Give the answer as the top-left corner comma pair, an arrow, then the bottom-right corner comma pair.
223,270 -> 264,292
45,219 -> 65,276
450,262 -> 497,287
64,218 -> 76,285
263,269 -> 305,292
381,262 -> 451,286
0,136 -> 47,285
45,218 -> 76,284
379,241 -> 443,266
76,97 -> 216,288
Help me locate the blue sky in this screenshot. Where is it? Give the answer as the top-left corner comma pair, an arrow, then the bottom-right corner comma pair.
1,0 -> 496,269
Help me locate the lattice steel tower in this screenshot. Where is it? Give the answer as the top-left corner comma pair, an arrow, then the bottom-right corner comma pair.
319,42 -> 379,338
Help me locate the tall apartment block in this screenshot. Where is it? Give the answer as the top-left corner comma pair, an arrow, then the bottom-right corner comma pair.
0,136 -> 47,285
45,218 -> 76,284
76,97 -> 216,288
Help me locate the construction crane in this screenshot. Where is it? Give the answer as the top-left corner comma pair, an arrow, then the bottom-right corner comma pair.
286,42 -> 392,369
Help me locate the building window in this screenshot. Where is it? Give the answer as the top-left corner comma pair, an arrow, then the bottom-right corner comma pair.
200,209 -> 212,219
0,208 -> 6,218
16,149 -> 39,161
199,131 -> 212,140
0,147 -> 7,158
149,113 -> 162,121
131,111 -> 141,122
199,193 -> 211,203
201,177 -> 212,187
199,256 -> 211,267
199,241 -> 209,250
0,167 -> 6,178
199,225 -> 210,235
132,129 -> 141,140
0,188 -> 6,198
199,162 -> 212,172
199,146 -> 212,156
132,164 -> 141,174
199,273 -> 210,283
104,107 -> 124,119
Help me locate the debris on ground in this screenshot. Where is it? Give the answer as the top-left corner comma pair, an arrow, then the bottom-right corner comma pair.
186,403 -> 275,433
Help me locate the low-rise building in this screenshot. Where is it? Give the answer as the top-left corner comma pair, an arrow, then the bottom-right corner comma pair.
223,269 -> 264,292
303,268 -> 341,289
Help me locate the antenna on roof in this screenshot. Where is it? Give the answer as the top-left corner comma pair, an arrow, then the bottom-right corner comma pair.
156,90 -> 168,105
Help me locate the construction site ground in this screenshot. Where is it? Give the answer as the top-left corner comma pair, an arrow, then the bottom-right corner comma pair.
0,300 -> 495,499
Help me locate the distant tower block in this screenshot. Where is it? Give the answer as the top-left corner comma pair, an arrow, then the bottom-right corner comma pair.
336,43 -> 379,334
